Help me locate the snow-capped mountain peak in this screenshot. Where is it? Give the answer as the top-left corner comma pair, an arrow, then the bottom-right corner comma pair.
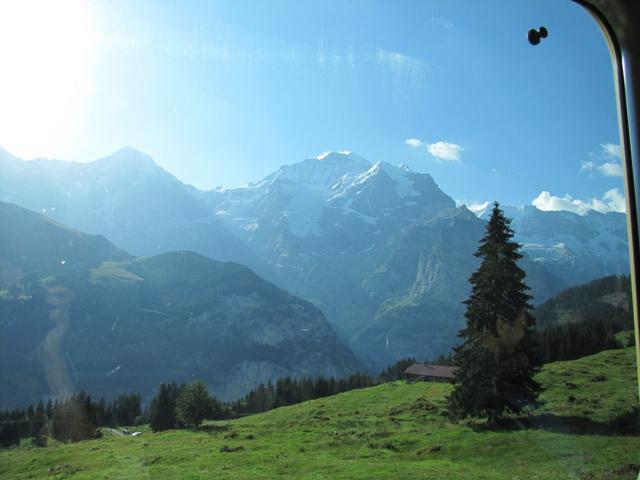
213,152 -> 457,239
93,146 -> 158,171
355,161 -> 419,199
259,151 -> 372,191
316,150 -> 365,162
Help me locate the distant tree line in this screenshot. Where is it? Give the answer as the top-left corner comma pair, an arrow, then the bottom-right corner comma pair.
534,275 -> 631,328
0,379 -> 227,446
533,275 -> 633,363
535,317 -> 627,363
377,357 -> 416,383
231,373 -> 376,415
1,373 -> 386,444
149,380 -> 221,431
230,353 -> 461,417
1,364 -> 436,447
0,391 -> 141,447
150,363 -> 454,426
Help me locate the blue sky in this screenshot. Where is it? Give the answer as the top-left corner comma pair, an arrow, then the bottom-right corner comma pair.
0,0 -> 624,214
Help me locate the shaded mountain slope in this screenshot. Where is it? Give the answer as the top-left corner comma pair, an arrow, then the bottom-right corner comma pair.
0,203 -> 360,408
0,147 -> 265,275
534,274 -> 631,328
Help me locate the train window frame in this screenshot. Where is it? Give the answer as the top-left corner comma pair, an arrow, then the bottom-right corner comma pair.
576,0 -> 640,399
0,2 -> 637,476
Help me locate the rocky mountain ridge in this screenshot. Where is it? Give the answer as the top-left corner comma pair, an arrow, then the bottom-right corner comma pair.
0,147 -> 629,367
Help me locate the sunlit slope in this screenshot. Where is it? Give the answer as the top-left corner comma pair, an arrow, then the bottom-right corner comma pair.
0,200 -> 130,280
2,348 -> 638,479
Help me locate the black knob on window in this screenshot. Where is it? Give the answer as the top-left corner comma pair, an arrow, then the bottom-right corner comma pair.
528,27 -> 549,46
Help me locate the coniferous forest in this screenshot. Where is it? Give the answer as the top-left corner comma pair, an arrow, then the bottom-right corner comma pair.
0,392 -> 141,447
534,275 -> 633,363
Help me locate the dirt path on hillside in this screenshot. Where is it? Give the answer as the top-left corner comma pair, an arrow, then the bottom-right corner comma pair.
36,285 -> 74,399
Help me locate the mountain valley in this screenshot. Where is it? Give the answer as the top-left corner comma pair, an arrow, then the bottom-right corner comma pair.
0,147 -> 630,374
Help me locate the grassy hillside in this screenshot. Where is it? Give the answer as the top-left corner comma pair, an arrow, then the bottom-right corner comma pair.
1,348 -> 639,479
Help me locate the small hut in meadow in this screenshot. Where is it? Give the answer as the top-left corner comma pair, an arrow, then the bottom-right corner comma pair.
404,363 -> 457,382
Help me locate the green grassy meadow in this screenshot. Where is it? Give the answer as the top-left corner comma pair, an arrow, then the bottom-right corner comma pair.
1,348 -> 639,479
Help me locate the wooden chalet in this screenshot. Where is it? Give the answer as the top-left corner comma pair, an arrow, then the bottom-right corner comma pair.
404,363 -> 457,382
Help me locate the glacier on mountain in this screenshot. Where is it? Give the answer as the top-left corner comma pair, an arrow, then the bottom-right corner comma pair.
213,151 -> 432,238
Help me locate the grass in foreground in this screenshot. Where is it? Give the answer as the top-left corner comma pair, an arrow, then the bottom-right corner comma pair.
1,348 -> 639,479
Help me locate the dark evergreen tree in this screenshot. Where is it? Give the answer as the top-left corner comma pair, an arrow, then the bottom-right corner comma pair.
51,391 -> 98,442
312,377 -> 331,399
95,398 -> 108,427
114,393 -> 142,426
30,401 -> 47,437
378,357 -> 417,382
0,421 -> 20,448
150,382 -> 184,432
448,202 -> 542,422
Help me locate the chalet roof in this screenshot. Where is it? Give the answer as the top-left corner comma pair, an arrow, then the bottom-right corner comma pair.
404,363 -> 457,379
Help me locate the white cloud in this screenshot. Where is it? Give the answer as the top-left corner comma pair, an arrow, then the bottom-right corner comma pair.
580,142 -> 624,177
531,189 -> 625,215
406,138 -> 463,163
427,141 -> 463,162
594,189 -> 626,212
467,201 -> 489,216
580,161 -> 594,173
598,161 -> 623,177
601,143 -> 622,159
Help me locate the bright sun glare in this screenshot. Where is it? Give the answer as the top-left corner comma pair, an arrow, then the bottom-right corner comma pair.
0,0 -> 95,159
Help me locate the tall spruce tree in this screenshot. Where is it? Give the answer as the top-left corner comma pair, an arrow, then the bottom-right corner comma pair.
150,382 -> 183,432
448,202 -> 542,422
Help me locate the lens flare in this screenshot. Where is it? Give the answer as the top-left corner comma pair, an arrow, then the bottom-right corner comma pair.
0,0 -> 96,159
